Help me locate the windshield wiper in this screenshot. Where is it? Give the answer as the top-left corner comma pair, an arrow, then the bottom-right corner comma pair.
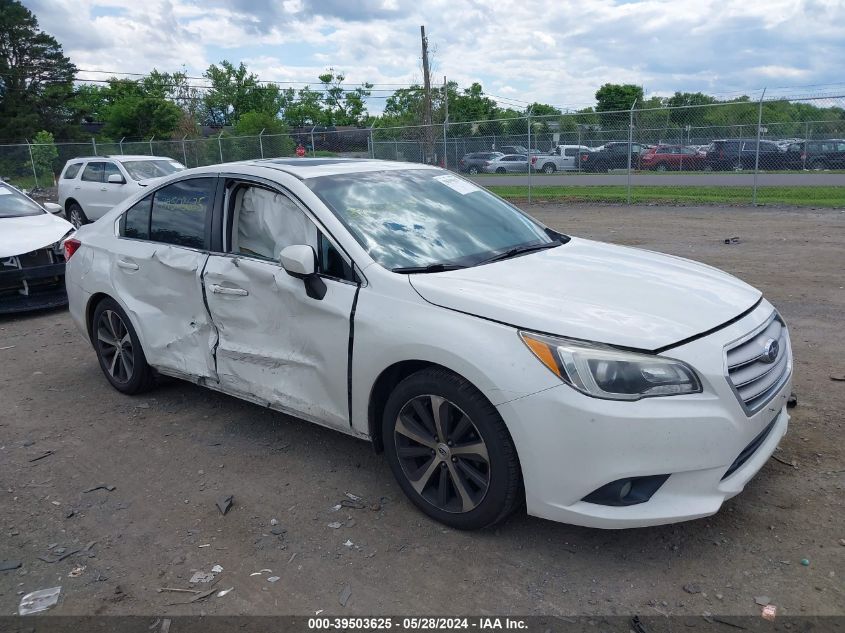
392,263 -> 467,274
475,241 -> 561,266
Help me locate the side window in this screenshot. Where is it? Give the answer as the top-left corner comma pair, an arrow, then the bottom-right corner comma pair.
231,184 -> 317,260
119,195 -> 152,240
103,162 -> 123,183
81,162 -> 104,182
318,232 -> 355,281
62,163 -> 81,179
564,148 -> 578,157
150,178 -> 214,249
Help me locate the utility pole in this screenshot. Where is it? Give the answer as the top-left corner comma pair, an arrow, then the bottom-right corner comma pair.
420,25 -> 433,163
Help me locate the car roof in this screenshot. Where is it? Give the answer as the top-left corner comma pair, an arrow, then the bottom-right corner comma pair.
67,155 -> 180,163
239,158 -> 440,180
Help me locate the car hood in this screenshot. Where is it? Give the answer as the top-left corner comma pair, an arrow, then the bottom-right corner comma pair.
408,237 -> 762,350
0,213 -> 74,258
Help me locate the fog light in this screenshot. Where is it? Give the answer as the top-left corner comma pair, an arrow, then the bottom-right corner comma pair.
582,474 -> 670,507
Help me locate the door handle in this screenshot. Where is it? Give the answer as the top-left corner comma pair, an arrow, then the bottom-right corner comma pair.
116,259 -> 139,271
209,284 -> 248,296
100,187 -> 108,191
74,186 -> 81,190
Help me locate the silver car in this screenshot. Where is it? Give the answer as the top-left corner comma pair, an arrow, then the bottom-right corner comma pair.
482,154 -> 529,173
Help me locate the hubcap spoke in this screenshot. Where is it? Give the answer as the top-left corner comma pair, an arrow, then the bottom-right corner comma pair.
446,461 -> 476,512
437,465 -> 450,508
108,347 -> 120,377
429,395 -> 447,441
395,414 -> 437,450
411,398 -> 436,436
99,311 -> 133,383
409,457 -> 440,495
457,458 -> 489,489
97,327 -> 118,349
451,440 -> 489,462
450,414 -> 473,444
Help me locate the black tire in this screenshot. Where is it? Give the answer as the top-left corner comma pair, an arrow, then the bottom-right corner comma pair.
67,203 -> 88,229
542,163 -> 555,174
495,167 -> 506,174
810,160 -> 826,171
382,367 -> 522,530
91,298 -> 155,395
467,166 -> 479,175
732,160 -> 743,171
655,163 -> 668,172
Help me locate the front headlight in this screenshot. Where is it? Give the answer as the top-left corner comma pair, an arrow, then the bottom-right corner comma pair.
520,331 -> 701,401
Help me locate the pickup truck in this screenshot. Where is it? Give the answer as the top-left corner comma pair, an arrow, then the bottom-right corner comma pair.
530,145 -> 592,173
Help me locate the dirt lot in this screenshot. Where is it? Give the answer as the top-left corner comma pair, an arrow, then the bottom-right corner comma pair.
1,204 -> 843,618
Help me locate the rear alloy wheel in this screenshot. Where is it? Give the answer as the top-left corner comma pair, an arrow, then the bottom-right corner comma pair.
655,163 -> 668,172
810,160 -> 826,171
542,163 -> 556,174
732,160 -> 743,171
468,166 -> 479,175
495,167 -> 506,174
67,203 -> 88,229
383,368 -> 522,529
92,298 -> 155,394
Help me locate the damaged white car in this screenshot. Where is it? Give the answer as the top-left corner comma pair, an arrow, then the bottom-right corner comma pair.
0,182 -> 74,313
64,159 -> 792,530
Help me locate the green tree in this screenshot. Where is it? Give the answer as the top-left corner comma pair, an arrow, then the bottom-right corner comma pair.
29,129 -> 57,181
202,60 -> 284,126
595,83 -> 644,112
317,68 -> 372,126
281,86 -> 324,128
0,0 -> 77,141
234,110 -> 288,136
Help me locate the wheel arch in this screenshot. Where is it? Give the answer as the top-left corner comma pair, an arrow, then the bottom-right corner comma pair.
85,292 -> 112,344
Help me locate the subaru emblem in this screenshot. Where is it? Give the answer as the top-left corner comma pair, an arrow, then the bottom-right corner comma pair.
761,338 -> 779,363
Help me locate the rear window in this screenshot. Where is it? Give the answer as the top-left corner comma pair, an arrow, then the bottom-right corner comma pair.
62,163 -> 82,179
120,195 -> 152,240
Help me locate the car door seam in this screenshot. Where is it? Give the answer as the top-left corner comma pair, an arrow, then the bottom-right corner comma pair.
347,283 -> 361,428
198,254 -> 220,377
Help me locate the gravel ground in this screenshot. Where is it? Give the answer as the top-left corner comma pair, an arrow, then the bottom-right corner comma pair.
1,203 -> 843,617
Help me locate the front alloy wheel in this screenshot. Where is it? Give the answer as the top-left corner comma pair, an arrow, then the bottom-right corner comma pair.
383,368 -> 522,529
394,395 -> 490,513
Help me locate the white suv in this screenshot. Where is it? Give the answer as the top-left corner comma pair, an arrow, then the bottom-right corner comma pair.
58,155 -> 185,228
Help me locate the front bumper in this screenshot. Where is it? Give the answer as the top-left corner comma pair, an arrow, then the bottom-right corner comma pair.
497,301 -> 792,528
0,261 -> 67,314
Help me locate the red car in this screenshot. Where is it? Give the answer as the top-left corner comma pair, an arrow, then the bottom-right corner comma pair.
640,145 -> 705,171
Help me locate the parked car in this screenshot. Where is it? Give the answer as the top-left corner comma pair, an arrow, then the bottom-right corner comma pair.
0,181 -> 74,313
483,154 -> 529,173
531,145 -> 592,173
640,145 -> 706,171
58,155 -> 186,228
703,139 -> 787,171
577,142 -> 645,172
459,152 -> 503,175
783,139 -> 845,170
65,158 -> 792,530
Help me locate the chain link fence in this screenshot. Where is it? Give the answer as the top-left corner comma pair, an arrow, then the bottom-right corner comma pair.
2,93 -> 843,205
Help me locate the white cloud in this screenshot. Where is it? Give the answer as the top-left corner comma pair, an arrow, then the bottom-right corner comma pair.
22,0 -> 845,111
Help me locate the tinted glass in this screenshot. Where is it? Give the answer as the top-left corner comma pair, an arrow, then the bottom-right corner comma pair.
103,162 -> 123,182
81,162 -> 104,182
307,169 -> 553,270
63,163 -> 81,179
150,178 -> 214,249
0,185 -> 45,218
121,195 -> 152,240
564,148 -> 578,156
319,232 -> 355,281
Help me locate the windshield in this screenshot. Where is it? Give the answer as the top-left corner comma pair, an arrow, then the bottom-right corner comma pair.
0,185 -> 46,218
120,159 -> 185,181
306,169 -> 553,270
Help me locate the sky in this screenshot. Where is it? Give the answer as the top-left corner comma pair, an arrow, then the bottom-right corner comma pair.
23,0 -> 845,114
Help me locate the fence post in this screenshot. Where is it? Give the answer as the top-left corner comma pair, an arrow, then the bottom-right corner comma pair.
368,124 -> 375,159
577,126 -> 582,173
527,108 -> 532,204
627,99 -> 637,205
218,131 -> 224,163
310,126 -> 316,155
91,137 -> 97,156
26,140 -> 39,189
148,136 -> 154,155
803,120 -> 810,170
181,135 -> 188,167
752,87 -> 767,206
119,137 -> 125,155
258,128 -> 265,159
394,138 -> 399,161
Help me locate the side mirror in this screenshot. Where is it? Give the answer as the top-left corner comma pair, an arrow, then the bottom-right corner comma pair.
279,244 -> 326,300
43,202 -> 62,214
107,173 -> 126,184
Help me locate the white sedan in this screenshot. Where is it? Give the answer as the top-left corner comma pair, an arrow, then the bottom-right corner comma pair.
64,159 -> 792,529
1,182 -> 74,313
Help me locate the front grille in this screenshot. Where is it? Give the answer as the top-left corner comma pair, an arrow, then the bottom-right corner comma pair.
725,314 -> 791,414
0,247 -> 64,297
